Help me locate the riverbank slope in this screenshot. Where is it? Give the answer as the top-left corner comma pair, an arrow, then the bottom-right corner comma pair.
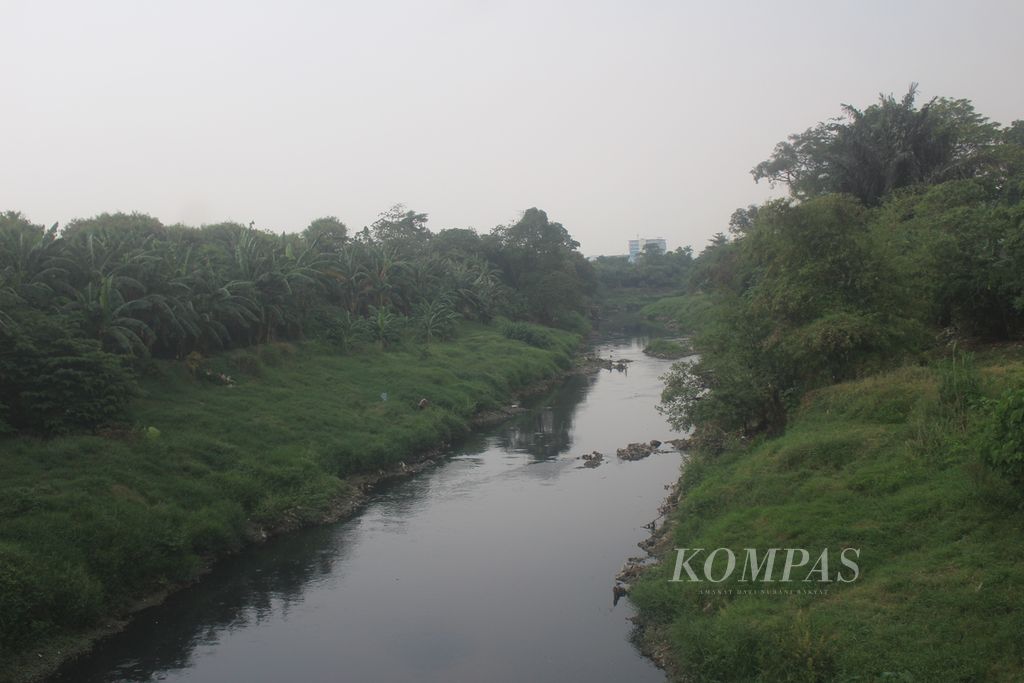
0,322 -> 578,682
631,344 -> 1024,680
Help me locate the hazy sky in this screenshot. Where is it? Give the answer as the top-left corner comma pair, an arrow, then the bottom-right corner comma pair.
3,1 -> 1023,256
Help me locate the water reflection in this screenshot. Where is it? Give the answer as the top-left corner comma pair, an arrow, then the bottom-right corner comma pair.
493,374 -> 590,459
51,523 -> 356,682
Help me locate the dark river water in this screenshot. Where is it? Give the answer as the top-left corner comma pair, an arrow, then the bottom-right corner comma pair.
53,337 -> 683,683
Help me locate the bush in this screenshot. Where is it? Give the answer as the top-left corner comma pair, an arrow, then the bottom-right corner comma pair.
0,313 -> 135,434
322,309 -> 360,352
363,306 -> 405,349
980,388 -> 1024,487
500,320 -> 559,349
643,338 -> 691,359
0,542 -> 105,650
551,310 -> 591,336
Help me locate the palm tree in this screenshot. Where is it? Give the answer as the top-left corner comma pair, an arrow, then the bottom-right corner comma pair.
358,244 -> 410,312
365,305 -> 403,349
0,217 -> 75,307
64,275 -> 156,355
413,298 -> 458,344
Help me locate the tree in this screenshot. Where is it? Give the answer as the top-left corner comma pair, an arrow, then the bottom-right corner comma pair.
488,208 -> 593,326
304,216 -> 348,253
727,205 -> 759,237
369,204 -> 430,248
0,310 -> 135,433
752,85 -> 1004,205
413,298 -> 458,344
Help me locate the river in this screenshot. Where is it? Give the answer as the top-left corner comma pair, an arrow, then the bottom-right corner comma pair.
51,337 -> 683,683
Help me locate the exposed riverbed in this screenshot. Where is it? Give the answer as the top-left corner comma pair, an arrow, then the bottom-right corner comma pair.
52,337 -> 683,683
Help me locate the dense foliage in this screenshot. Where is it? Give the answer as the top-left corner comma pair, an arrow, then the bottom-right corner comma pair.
981,387 -> 1024,488
751,84 -> 1019,205
591,243 -> 695,291
0,205 -> 594,434
658,89 -> 1024,451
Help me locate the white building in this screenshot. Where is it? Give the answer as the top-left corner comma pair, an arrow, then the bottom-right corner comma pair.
628,237 -> 667,262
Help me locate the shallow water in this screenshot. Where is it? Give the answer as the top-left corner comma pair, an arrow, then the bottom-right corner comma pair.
53,337 -> 683,683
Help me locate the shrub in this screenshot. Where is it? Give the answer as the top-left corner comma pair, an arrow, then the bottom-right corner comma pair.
643,338 -> 691,359
0,542 -> 105,650
413,299 -> 459,343
363,306 -> 405,349
551,310 -> 591,336
324,310 -> 359,352
500,320 -> 558,349
0,313 -> 135,434
980,388 -> 1024,487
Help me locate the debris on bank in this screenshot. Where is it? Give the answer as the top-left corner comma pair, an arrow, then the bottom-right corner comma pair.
616,439 -> 671,460
581,355 -> 633,372
613,477 -> 683,611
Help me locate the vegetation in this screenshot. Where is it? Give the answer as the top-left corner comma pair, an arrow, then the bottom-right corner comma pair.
642,339 -> 692,360
658,87 -> 1024,450
635,88 -> 1024,679
0,201 -> 594,677
639,293 -> 716,334
591,242 -> 695,291
631,346 -> 1024,681
0,323 -> 579,677
0,205 -> 595,435
751,84 -> 1020,206
587,239 -> 702,340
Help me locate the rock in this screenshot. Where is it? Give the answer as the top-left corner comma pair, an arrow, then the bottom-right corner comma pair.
616,559 -> 646,583
649,439 -> 662,448
616,441 -> 655,461
580,451 -> 604,468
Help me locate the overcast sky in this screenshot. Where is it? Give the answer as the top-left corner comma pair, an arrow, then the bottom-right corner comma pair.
3,1 -> 1023,256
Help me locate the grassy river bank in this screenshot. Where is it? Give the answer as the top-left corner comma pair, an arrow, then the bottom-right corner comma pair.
630,341 -> 1024,681
0,322 -> 579,682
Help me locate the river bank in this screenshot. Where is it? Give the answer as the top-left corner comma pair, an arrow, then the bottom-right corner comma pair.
0,322 -> 584,683
629,344 -> 1024,681
49,335 -> 683,683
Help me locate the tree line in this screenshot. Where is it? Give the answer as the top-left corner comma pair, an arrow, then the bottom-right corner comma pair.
0,205 -> 595,434
659,85 -> 1024,450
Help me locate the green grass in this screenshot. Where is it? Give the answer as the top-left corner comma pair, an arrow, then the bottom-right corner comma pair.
643,338 -> 693,360
631,347 -> 1024,681
640,293 -> 716,334
0,322 -> 578,678
595,287 -> 676,333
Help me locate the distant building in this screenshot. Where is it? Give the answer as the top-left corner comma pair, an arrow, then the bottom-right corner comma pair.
628,237 -> 667,262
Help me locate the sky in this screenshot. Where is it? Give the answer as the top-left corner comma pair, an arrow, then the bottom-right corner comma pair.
2,1 -> 1023,257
